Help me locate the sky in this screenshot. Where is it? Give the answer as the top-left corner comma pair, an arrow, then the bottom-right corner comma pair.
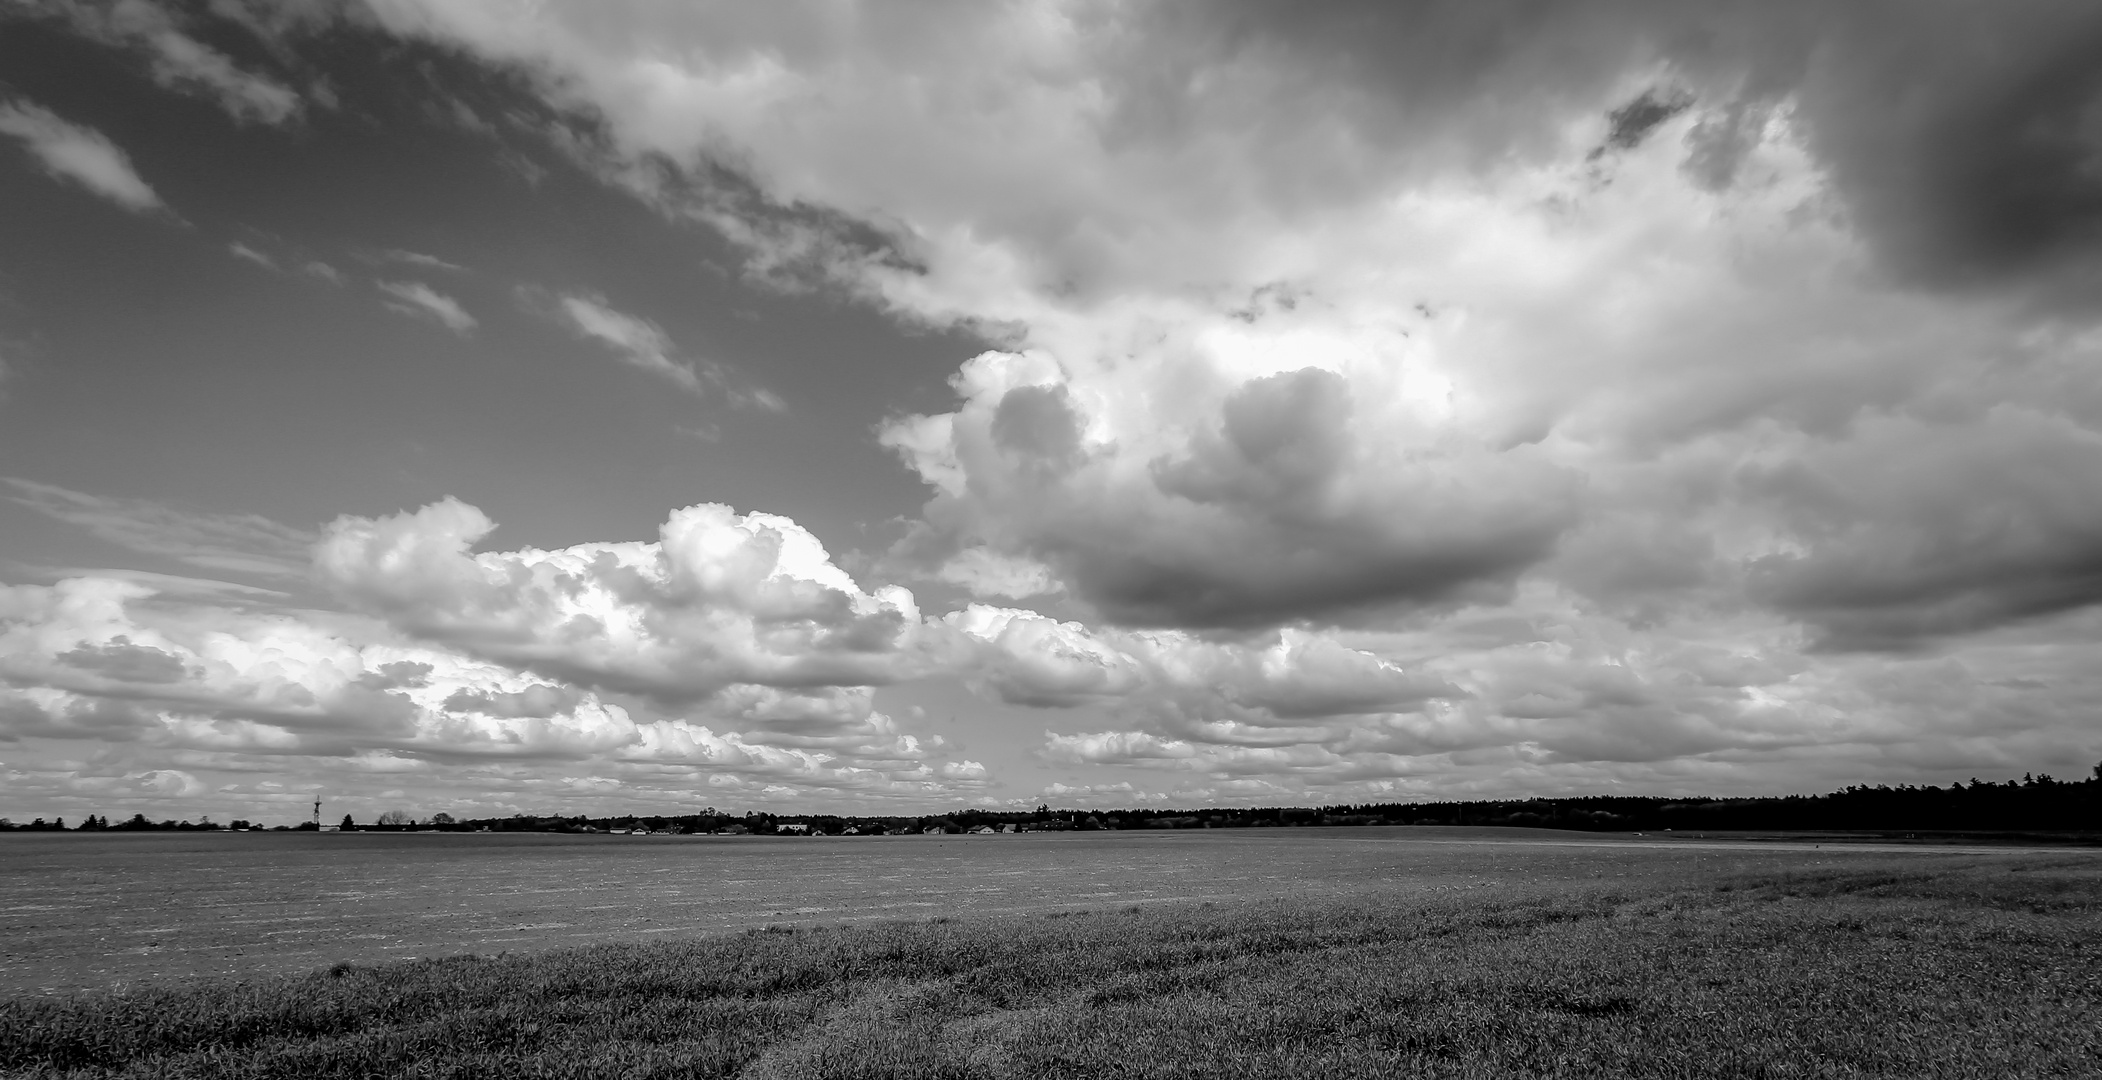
4,0 -> 2102,826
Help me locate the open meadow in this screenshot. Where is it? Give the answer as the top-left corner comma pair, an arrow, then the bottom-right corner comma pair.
4,829 -> 2100,1077
0,826 -> 2042,995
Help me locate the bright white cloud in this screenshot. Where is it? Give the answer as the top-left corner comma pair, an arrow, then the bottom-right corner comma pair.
378,281 -> 477,334
0,100 -> 164,212
0,573 -> 994,817
314,498 -> 943,704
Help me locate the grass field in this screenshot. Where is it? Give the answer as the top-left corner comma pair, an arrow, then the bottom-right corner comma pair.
5,827 -> 1928,995
6,853 -> 2099,1078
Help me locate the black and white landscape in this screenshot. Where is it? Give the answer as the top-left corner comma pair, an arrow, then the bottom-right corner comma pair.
2,3 -> 2101,1076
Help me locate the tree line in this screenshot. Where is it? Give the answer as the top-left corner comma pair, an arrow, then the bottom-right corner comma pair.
8,763 -> 2099,837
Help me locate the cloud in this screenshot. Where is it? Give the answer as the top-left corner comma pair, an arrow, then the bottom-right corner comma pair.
22,0 -> 305,125
313,498 -> 943,704
227,242 -> 277,269
0,574 -> 994,808
949,604 -> 1450,725
539,291 -> 785,410
5,478 -> 316,578
549,292 -> 706,395
0,101 -> 164,213
378,281 -> 477,334
1744,408 -> 2102,649
293,1 -> 2102,798
11,2 -> 2100,810
382,249 -> 466,272
886,354 -> 1578,628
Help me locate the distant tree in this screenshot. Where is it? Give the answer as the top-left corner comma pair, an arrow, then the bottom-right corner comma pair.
339,814 -> 356,830
377,810 -> 412,826
430,812 -> 455,825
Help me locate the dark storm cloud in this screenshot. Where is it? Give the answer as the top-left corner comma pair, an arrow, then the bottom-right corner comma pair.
1781,2 -> 2102,293
1744,411 -> 2102,650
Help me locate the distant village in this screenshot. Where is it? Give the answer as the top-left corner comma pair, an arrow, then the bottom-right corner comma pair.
7,765 -> 2098,836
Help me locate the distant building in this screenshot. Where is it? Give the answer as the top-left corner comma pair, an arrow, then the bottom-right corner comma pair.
777,822 -> 811,834
971,825 -> 997,834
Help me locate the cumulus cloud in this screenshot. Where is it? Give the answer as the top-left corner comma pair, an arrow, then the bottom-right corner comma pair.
378,281 -> 477,334
281,0 -> 2102,795
313,498 -> 942,704
950,604 -> 1450,727
0,574 -> 993,810
13,2 -> 2102,809
342,1 -> 2102,640
887,353 -> 1579,628
0,101 -> 164,212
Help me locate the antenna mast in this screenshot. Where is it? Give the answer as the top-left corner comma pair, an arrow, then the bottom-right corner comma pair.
313,795 -> 322,828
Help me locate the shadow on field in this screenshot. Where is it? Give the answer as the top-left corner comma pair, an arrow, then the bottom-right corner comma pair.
4,856 -> 2099,1078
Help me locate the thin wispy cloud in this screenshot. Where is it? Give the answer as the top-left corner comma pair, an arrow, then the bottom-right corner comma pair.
227,241 -> 276,270
378,281 -> 477,335
551,292 -> 706,396
382,249 -> 466,272
543,291 -> 788,411
30,0 -> 304,125
0,101 -> 163,213
4,478 -> 315,579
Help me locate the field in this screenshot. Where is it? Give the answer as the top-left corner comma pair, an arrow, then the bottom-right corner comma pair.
5,830 -> 2100,1077
3,826 -> 1865,996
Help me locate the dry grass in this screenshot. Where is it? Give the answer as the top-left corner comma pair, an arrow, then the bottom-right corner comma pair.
5,855 -> 2098,1078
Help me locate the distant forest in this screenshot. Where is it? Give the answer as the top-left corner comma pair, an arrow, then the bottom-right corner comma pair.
7,763 -> 2099,838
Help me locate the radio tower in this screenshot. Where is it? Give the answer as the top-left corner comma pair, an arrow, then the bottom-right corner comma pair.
313,795 -> 322,829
